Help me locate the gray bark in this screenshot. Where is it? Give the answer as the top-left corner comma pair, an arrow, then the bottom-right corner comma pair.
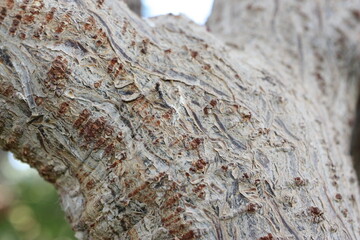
0,0 -> 360,239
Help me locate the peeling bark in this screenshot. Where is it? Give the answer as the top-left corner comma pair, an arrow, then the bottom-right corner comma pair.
0,0 -> 360,239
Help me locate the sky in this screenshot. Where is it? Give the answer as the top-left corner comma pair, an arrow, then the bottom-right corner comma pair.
142,0 -> 214,25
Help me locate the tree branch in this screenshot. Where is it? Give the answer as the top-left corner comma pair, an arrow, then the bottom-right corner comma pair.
0,0 -> 359,239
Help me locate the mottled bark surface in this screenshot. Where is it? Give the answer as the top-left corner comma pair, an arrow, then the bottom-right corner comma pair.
0,0 -> 360,239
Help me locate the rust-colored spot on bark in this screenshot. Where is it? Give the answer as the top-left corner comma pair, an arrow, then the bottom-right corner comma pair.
97,0 -> 105,7
192,184 -> 206,193
23,14 -> 34,24
84,17 -> 95,31
104,126 -> 113,136
94,81 -> 101,88
95,40 -> 102,46
189,138 -> 203,150
107,57 -> 118,73
258,233 -> 274,240
203,64 -> 211,70
247,203 -> 259,213
86,179 -> 96,190
163,193 -> 182,208
58,102 -> 69,115
352,10 -> 360,21
104,143 -> 114,155
45,7 -> 56,22
39,165 -> 56,183
18,32 -> 26,39
210,99 -> 217,107
3,85 -> 14,97
7,0 -> 14,9
335,193 -> 342,201
55,21 -> 65,33
34,96 -> 43,105
309,206 -> 321,215
164,49 -> 172,54
308,206 -> 324,223
94,138 -> 106,150
80,117 -> 106,142
294,177 -> 305,186
190,51 -> 198,59
169,224 -> 186,235
74,109 -> 91,128
128,182 -> 150,198
9,26 -> 17,35
0,7 -> 7,23
22,145 -> 30,157
46,56 -> 68,90
164,217 -> 181,227
180,230 -> 196,240
194,159 -> 207,172
241,112 -> 252,121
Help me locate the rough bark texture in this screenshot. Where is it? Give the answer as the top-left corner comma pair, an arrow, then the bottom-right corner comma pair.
0,0 -> 360,239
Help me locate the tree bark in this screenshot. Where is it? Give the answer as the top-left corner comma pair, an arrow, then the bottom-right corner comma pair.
0,0 -> 360,239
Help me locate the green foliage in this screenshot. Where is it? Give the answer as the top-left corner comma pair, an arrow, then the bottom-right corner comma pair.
0,154 -> 75,240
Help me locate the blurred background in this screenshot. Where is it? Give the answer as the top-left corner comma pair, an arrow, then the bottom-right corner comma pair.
0,0 -> 213,239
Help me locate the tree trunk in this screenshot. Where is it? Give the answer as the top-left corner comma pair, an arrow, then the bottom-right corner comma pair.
0,0 -> 360,239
